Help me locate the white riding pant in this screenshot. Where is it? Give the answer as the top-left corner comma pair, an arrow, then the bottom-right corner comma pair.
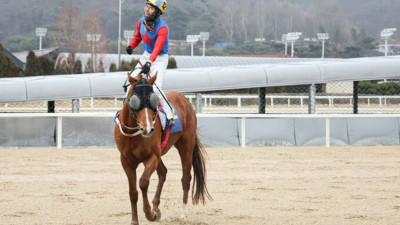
129,51 -> 173,120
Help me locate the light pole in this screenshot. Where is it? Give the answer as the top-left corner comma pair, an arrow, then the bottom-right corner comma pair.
87,34 -> 101,72
124,30 -> 135,46
381,28 -> 397,56
36,27 -> 47,50
118,0 -> 126,68
186,35 -> 200,56
286,32 -> 302,57
317,33 -> 329,58
282,34 -> 288,56
199,32 -> 210,56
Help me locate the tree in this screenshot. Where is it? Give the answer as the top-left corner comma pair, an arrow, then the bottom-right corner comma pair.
38,56 -> 55,75
24,50 -> 43,76
0,43 -> 22,77
86,10 -> 107,73
85,58 -> 94,73
119,60 -> 131,71
54,58 -> 69,74
215,2 -> 236,43
167,57 -> 177,69
73,60 -> 82,74
97,59 -> 104,72
109,63 -> 118,72
56,3 -> 84,53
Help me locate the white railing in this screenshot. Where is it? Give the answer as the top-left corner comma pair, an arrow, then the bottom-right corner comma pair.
2,113 -> 400,149
2,95 -> 400,113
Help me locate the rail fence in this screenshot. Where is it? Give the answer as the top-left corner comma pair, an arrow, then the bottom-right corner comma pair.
2,94 -> 400,114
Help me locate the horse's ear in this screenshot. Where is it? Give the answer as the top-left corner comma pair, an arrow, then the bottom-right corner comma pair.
127,73 -> 141,85
148,72 -> 158,85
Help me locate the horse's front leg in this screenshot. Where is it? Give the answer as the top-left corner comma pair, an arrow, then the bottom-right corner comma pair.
139,153 -> 159,221
151,159 -> 167,221
120,156 -> 139,225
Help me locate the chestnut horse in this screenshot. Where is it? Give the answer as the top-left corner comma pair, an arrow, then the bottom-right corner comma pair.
114,73 -> 211,225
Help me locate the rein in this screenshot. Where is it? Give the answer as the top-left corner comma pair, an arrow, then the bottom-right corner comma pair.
117,104 -> 162,138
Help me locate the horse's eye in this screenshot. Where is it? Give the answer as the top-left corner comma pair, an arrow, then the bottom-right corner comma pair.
129,95 -> 141,111
149,93 -> 160,109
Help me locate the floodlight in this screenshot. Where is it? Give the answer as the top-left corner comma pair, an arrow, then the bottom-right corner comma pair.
199,32 -> 210,56
186,35 -> 200,43
35,27 -> 47,50
186,35 -> 200,56
286,32 -> 302,57
381,28 -> 397,56
317,33 -> 329,58
87,33 -> 101,72
317,33 -> 329,40
199,32 -> 210,41
124,30 -> 135,44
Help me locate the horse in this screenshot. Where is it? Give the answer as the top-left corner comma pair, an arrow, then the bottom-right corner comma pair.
114,72 -> 211,225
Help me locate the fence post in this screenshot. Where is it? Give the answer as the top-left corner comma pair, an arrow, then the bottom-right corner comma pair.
308,83 -> 316,114
326,117 -> 330,147
48,101 -> 55,113
353,81 -> 359,114
57,116 -> 62,149
72,99 -> 80,113
258,87 -> 266,114
241,116 -> 246,148
195,93 -> 202,113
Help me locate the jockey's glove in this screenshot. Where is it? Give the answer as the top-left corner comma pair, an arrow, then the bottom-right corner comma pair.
126,45 -> 133,55
140,61 -> 151,75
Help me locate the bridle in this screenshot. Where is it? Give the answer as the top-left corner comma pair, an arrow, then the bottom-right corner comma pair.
117,78 -> 160,137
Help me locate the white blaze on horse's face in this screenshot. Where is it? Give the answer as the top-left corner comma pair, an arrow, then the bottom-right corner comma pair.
128,78 -> 159,137
134,108 -> 155,137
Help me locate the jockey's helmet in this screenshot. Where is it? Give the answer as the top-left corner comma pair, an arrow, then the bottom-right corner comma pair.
146,0 -> 167,14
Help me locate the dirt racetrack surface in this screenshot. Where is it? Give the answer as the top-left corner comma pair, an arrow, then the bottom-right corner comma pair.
1,146 -> 400,225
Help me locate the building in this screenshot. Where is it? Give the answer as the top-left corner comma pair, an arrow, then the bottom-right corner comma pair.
378,40 -> 400,55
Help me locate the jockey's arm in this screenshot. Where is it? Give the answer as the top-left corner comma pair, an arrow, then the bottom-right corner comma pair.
129,20 -> 142,49
149,27 -> 168,62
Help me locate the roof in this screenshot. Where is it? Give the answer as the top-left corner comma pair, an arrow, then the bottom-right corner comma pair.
56,53 -> 336,73
3,47 -> 25,71
12,47 -> 59,64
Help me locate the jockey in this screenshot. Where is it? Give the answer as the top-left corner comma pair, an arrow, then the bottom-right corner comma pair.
126,0 -> 174,126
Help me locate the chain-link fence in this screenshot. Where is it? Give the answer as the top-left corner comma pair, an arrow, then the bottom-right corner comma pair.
2,80 -> 400,114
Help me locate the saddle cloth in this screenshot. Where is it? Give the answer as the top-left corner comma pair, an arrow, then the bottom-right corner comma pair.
158,102 -> 183,134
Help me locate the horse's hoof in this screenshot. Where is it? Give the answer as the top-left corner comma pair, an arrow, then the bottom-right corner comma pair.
151,211 -> 161,221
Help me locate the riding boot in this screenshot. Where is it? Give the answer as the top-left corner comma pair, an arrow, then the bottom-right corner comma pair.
159,96 -> 175,127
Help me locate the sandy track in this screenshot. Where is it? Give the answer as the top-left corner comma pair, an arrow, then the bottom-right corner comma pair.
1,146 -> 400,225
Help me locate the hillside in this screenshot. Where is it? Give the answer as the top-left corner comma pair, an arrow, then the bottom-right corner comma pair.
0,0 -> 399,52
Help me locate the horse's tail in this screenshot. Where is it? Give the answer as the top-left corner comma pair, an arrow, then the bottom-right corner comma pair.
192,134 -> 212,205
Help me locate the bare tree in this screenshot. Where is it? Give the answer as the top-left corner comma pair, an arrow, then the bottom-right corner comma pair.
240,1 -> 250,41
56,2 -> 84,53
86,9 -> 107,72
255,0 -> 265,39
216,2 -> 236,43
306,1 -> 354,48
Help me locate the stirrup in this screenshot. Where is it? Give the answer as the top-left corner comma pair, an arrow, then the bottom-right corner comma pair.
167,118 -> 175,127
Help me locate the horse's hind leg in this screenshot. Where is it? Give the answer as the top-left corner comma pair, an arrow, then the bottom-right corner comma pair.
151,159 -> 167,221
